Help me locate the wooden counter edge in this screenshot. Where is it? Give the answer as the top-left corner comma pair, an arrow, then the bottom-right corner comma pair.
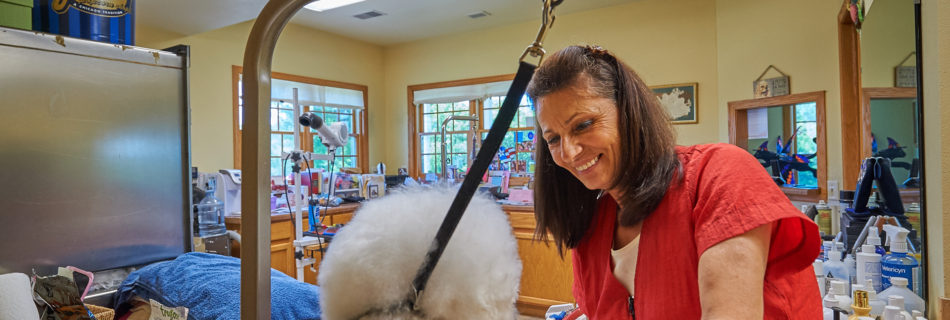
225,202 -> 361,224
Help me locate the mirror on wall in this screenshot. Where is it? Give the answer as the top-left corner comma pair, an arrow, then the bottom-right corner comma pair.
841,0 -> 928,302
863,88 -> 920,204
859,0 -> 919,203
728,91 -> 827,202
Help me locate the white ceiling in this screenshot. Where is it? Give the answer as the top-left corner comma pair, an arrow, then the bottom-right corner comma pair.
138,0 -> 640,45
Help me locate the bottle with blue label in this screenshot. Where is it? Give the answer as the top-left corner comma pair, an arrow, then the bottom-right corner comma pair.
880,225 -> 917,292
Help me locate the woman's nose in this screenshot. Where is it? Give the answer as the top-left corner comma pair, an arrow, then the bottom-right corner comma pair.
560,136 -> 582,161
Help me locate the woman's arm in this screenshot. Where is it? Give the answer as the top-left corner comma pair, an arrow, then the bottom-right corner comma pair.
697,222 -> 772,319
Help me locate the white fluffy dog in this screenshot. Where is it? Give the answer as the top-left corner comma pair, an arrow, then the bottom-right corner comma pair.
318,186 -> 522,320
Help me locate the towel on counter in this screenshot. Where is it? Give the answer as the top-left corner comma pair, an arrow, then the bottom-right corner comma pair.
114,252 -> 321,320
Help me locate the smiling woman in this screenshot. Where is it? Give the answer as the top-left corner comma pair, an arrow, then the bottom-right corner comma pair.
528,45 -> 822,319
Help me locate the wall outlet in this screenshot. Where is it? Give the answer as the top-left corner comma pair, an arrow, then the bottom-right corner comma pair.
827,180 -> 839,200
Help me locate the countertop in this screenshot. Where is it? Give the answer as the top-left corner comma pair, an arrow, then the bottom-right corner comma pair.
224,202 -> 362,224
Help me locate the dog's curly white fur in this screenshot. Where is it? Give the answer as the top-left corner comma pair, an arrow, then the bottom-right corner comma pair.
318,186 -> 522,320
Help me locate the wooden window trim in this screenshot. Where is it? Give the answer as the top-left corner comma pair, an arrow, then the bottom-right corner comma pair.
728,91 -> 828,202
407,74 -> 514,179
860,87 -> 918,153
232,65 -> 370,172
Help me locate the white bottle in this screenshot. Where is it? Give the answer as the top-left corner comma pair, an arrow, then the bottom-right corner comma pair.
884,295 -> 914,320
863,279 -> 886,317
878,277 -> 925,314
824,249 -> 849,284
844,253 -> 856,287
825,280 -> 852,313
856,244 -> 883,291
821,295 -> 844,320
822,241 -> 833,261
866,226 -> 883,247
882,306 -> 902,320
814,260 -> 826,296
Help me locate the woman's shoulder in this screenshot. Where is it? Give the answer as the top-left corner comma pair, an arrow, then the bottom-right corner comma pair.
676,143 -> 755,168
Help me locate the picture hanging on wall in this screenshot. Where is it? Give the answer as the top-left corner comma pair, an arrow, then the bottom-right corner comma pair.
752,65 -> 790,98
651,82 -> 698,124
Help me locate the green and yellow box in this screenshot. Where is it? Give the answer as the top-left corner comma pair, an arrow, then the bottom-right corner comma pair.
0,0 -> 33,30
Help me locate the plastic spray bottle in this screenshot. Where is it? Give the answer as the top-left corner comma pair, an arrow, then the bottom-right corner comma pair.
878,277 -> 924,315
856,244 -> 883,292
881,225 -> 918,291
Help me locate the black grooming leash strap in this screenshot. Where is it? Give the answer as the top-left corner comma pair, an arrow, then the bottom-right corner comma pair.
407,61 -> 537,308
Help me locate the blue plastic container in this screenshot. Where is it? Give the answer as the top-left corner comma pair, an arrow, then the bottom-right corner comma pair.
32,0 -> 134,45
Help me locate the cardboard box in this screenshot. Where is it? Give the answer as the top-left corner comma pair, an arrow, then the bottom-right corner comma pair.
0,0 -> 33,30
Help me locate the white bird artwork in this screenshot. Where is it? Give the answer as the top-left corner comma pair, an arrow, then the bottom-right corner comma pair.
657,88 -> 692,119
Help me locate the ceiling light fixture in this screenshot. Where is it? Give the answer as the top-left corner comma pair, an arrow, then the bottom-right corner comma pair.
304,0 -> 366,12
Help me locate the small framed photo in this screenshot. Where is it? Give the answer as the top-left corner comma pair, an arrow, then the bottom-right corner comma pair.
651,83 -> 698,124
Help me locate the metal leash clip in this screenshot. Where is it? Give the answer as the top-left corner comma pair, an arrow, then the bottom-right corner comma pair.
520,0 -> 564,64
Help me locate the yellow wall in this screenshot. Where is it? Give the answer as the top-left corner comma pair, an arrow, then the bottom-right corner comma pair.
715,0 -> 844,186
861,0 -> 917,88
137,21 -> 385,172
382,0 -> 719,170
922,0 -> 948,313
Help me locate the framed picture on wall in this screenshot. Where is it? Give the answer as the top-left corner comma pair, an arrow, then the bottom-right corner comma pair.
651,82 -> 698,124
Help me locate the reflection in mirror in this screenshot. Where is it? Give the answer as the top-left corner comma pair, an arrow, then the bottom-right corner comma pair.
849,0 -> 928,303
728,91 -> 826,202
746,104 -> 819,188
865,88 -> 920,203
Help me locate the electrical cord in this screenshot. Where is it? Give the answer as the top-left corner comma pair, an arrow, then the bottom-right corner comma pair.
281,155 -> 297,230
302,153 -> 318,232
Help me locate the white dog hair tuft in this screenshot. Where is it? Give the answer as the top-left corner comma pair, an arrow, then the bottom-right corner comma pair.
318,185 -> 522,320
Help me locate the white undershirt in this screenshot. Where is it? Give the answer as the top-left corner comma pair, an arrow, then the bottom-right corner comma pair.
610,235 -> 640,298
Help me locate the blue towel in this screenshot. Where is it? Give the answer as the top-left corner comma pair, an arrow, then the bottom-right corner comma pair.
115,252 -> 321,320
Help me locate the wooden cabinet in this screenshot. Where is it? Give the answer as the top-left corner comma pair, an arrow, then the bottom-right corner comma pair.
503,205 -> 574,317
224,203 -> 360,283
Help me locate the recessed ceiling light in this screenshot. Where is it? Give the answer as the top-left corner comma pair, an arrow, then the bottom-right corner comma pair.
304,0 -> 366,12
468,11 -> 491,19
354,10 -> 385,20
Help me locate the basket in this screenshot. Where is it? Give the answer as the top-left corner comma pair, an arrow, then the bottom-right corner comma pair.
86,304 -> 115,320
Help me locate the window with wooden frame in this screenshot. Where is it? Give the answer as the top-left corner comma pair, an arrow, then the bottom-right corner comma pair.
232,66 -> 369,176
407,75 -> 536,180
728,91 -> 827,202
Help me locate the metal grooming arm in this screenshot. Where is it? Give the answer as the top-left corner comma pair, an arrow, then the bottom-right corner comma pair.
240,1 -> 316,319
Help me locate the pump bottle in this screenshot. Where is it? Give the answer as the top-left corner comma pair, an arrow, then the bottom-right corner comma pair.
881,225 -> 917,291
848,290 -> 871,320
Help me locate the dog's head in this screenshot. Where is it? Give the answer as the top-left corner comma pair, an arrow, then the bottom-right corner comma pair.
318,186 -> 522,320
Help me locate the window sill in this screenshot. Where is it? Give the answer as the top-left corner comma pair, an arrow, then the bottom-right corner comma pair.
780,186 -> 820,202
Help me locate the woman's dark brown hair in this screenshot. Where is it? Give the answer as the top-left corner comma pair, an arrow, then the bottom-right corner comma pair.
528,45 -> 680,254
